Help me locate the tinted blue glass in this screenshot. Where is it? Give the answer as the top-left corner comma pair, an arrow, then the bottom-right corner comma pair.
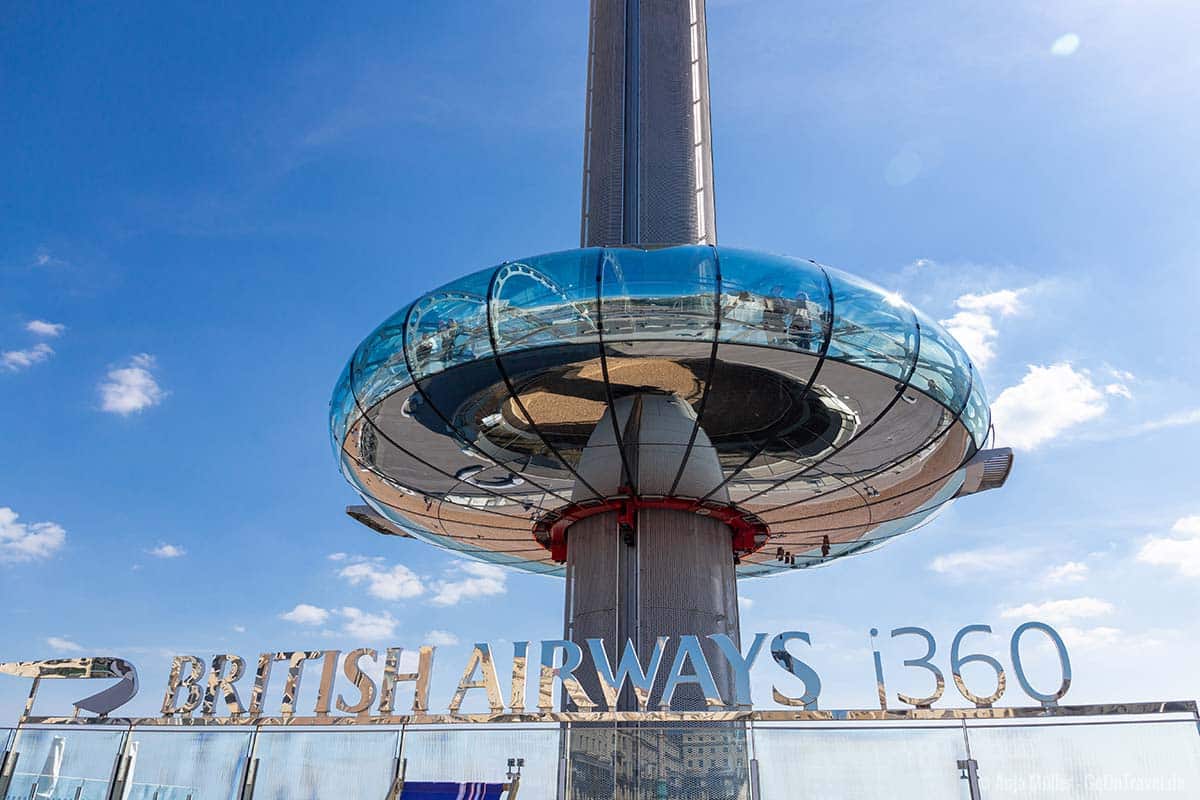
329,360 -> 356,457
126,730 -> 251,800
348,302 -> 414,414
8,728 -> 124,800
491,248 -> 601,354
963,369 -> 990,447
825,268 -> 917,381
252,731 -> 398,799
717,248 -> 829,353
406,268 -> 495,380
910,307 -> 972,412
599,246 -> 717,341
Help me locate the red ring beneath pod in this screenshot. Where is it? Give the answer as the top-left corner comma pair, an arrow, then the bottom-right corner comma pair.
533,487 -> 770,564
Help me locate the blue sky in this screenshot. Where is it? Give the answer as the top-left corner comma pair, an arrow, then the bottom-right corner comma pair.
3,0 -> 1200,719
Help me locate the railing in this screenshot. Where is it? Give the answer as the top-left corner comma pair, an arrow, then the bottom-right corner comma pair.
3,709 -> 1199,799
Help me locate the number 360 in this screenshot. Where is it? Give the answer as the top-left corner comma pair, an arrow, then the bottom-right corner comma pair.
871,622 -> 1072,709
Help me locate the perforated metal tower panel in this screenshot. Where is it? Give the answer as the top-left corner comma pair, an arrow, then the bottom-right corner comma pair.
580,0 -> 717,246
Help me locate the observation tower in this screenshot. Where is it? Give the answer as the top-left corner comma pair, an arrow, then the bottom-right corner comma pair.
329,0 -> 1011,714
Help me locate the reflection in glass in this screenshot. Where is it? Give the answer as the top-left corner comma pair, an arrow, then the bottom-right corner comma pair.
969,721 -> 1200,799
753,725 -> 966,799
125,730 -> 251,800
825,267 -> 918,382
252,731 -> 399,799
401,726 -> 559,800
718,248 -> 829,353
7,728 -> 124,800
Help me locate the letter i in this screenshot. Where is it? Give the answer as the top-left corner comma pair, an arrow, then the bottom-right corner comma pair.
870,628 -> 887,711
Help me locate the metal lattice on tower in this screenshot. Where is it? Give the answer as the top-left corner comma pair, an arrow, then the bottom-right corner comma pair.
580,0 -> 717,247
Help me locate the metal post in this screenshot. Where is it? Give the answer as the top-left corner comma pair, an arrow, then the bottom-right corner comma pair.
104,726 -> 134,800
957,719 -> 983,800
236,727 -> 261,800
0,748 -> 19,798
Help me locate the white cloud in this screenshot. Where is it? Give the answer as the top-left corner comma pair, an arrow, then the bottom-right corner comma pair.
33,248 -> 65,268
939,288 -> 1026,369
1123,408 -> 1200,437
929,547 -> 1033,575
940,311 -> 998,369
149,543 -> 186,559
1057,626 -> 1121,650
954,289 -> 1026,317
339,560 -> 424,600
340,607 -> 398,640
233,625 -> 246,634
991,363 -> 1108,450
1137,515 -> 1200,578
1044,561 -> 1089,584
280,603 -> 331,625
1000,597 -> 1114,624
0,507 -> 67,563
738,595 -> 754,611
1051,33 -> 1081,57
1104,383 -> 1132,399
47,636 -> 83,653
25,320 -> 65,338
328,552 -> 348,561
99,354 -> 166,415
430,561 -> 508,606
425,629 -> 460,646
2,343 -> 54,372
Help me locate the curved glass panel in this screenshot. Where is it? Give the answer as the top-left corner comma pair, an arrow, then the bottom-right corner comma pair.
909,306 -> 972,413
491,248 -> 602,354
717,248 -> 829,353
329,360 -> 356,457
599,246 -> 717,342
348,301 -> 415,414
406,269 -> 494,381
963,367 -> 990,447
825,267 -> 917,382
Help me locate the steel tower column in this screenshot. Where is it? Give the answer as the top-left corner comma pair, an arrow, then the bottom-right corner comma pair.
580,0 -> 717,247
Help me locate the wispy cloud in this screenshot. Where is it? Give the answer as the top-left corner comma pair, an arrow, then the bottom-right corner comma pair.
149,543 -> 186,559
430,561 -> 507,606
338,559 -> 424,600
33,248 -> 66,268
339,607 -> 398,639
992,363 -> 1113,450
425,629 -> 460,647
99,354 -> 166,415
1044,561 -> 1089,584
1050,33 -> 1081,57
25,320 -> 65,338
279,603 -> 331,625
930,546 -> 1035,575
1137,515 -> 1200,578
1000,596 -> 1114,623
937,288 -> 1027,370
1089,407 -> 1200,442
46,636 -> 83,653
0,507 -> 67,563
2,343 -> 54,372
279,602 -> 399,639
